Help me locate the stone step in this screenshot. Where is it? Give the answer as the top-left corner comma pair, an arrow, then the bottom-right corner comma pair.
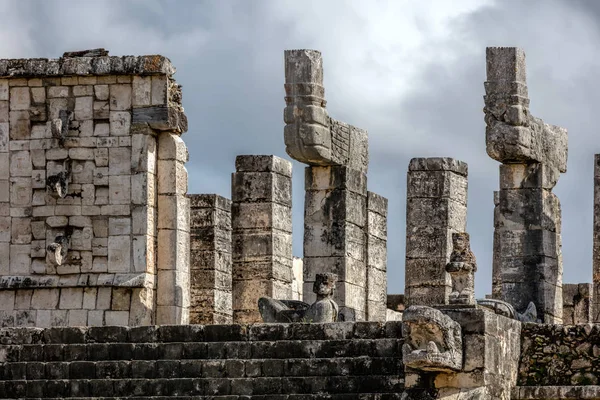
0,323 -> 403,345
5,339 -> 403,362
0,358 -> 403,380
6,395 -> 404,400
1,377 -> 405,398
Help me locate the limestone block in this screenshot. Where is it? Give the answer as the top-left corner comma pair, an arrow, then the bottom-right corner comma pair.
48,86 -> 69,98
0,216 -> 10,242
30,87 -> 45,104
157,269 -> 189,307
0,290 -> 14,310
10,150 -> 32,177
108,217 -> 131,236
69,148 -> 94,161
132,205 -> 155,236
109,111 -> 131,136
108,147 -> 132,176
67,309 -> 87,326
74,96 -> 93,120
45,148 -> 68,160
87,310 -> 103,326
9,244 -> 30,274
105,310 -> 129,325
94,148 -> 109,168
132,76 -> 151,106
14,289 -> 32,309
71,160 -> 95,184
110,84 -> 132,110
157,228 -> 189,270
156,305 -> 187,325
70,227 -> 93,250
151,75 -> 167,105
305,165 -> 367,194
108,175 -> 131,205
47,98 -> 68,120
9,87 -> 30,110
0,122 -> 7,152
131,173 -> 155,205
92,237 -> 108,256
157,195 -> 190,232
131,134 -> 157,173
96,287 -> 112,309
94,122 -> 109,137
11,217 -> 31,244
407,170 -> 468,206
406,198 -> 467,231
92,256 -> 108,273
30,124 -> 48,139
0,80 -> 7,100
73,85 -> 93,97
95,84 -> 109,101
133,234 -> 155,273
31,169 -> 45,189
157,160 -> 187,195
158,132 -> 188,162
59,288 -> 83,309
0,153 -> 7,179
129,287 -> 154,325
232,172 -> 292,206
232,202 -> 292,233
111,287 -> 132,310
108,235 -> 131,273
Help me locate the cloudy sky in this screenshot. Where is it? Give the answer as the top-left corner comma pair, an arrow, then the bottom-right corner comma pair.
3,0 -> 599,296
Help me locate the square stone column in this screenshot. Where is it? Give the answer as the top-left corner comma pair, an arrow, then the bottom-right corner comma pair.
404,158 -> 468,307
492,163 -> 563,323
231,155 -> 293,323
189,194 -> 232,324
366,191 -> 388,321
594,154 -> 600,322
563,283 -> 592,324
156,131 -> 190,324
304,165 -> 368,321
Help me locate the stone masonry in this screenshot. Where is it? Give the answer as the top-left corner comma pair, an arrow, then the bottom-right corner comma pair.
231,155 -> 293,323
404,157 -> 468,307
367,191 -> 388,321
0,50 -> 189,327
189,194 -> 233,324
485,47 -> 566,323
594,154 -> 600,322
562,283 -> 592,325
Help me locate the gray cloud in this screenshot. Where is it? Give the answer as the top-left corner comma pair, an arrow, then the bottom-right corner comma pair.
1,0 -> 598,297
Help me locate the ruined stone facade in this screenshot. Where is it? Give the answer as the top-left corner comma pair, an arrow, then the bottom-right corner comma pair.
1,46 -> 600,400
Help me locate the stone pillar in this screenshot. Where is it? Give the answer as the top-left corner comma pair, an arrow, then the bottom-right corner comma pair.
366,191 -> 387,321
156,132 -> 190,324
231,155 -> 293,323
189,194 -> 232,324
485,47 -> 567,323
563,283 -> 592,324
304,165 -> 368,321
291,256 -> 304,301
593,154 -> 600,322
404,158 -> 468,307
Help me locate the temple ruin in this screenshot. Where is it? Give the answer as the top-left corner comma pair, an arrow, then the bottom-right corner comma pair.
0,47 -> 598,399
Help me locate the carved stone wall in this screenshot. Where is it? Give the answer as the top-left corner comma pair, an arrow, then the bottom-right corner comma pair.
0,52 -> 189,327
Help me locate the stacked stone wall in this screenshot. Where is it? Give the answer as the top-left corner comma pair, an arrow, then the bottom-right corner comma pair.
0,321 -> 404,398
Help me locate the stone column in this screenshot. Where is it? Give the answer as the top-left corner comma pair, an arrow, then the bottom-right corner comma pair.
156,131 -> 190,324
283,49 -> 370,321
189,194 -> 232,324
563,283 -> 592,324
485,47 -> 567,323
593,154 -> 600,322
404,158 -> 468,307
303,165 -> 368,321
231,155 -> 293,323
366,191 -> 387,321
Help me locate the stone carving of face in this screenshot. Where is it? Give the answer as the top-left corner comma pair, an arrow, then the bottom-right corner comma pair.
313,273 -> 336,297
452,233 -> 468,251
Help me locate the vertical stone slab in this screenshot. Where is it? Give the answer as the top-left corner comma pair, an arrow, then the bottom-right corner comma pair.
304,165 -> 368,321
563,283 -> 592,325
156,131 -> 190,324
366,191 -> 387,321
189,194 -> 232,324
291,256 -> 304,301
594,154 -> 600,322
231,155 -> 293,323
405,158 -> 468,307
485,47 -> 566,324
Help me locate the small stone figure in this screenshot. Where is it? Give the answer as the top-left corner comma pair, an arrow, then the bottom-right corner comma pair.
46,171 -> 70,198
258,273 -> 340,323
46,235 -> 70,266
445,232 -> 476,305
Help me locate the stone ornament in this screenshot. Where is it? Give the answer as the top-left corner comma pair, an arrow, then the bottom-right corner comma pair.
283,49 -> 368,174
402,305 -> 462,372
46,235 -> 70,266
258,273 -> 340,323
446,232 -> 476,306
